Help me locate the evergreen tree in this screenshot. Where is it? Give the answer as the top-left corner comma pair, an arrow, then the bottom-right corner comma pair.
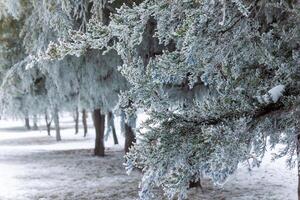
44,0 -> 300,199
1,0 -> 133,155
43,0 -> 134,155
1,0 -> 299,199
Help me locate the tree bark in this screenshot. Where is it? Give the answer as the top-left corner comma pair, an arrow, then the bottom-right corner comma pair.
120,111 -> 126,135
107,111 -> 118,145
93,109 -> 105,156
111,121 -> 118,145
124,114 -> 136,153
74,107 -> 79,134
33,115 -> 38,130
82,109 -> 88,137
189,176 -> 203,192
53,107 -> 61,141
45,112 -> 51,136
125,123 -> 136,153
25,117 -> 31,130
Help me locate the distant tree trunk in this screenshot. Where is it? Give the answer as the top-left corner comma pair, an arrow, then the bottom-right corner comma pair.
124,113 -> 136,153
33,115 -> 38,130
93,109 -> 105,156
120,111 -> 126,134
45,112 -> 51,136
75,107 -> 79,134
82,109 -> 88,137
53,107 -> 61,141
111,118 -> 118,145
25,117 -> 31,130
107,111 -> 118,145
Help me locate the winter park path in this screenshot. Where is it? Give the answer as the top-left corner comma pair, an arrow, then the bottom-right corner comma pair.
0,118 -> 297,200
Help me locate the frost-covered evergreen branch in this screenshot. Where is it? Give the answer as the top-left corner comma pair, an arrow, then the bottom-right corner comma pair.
11,0 -> 300,199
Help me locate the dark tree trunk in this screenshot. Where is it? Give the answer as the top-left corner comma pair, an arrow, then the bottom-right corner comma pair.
82,109 -> 88,137
75,107 -> 79,134
124,123 -> 136,153
45,112 -> 51,136
124,122 -> 136,153
93,109 -> 105,156
33,115 -> 38,130
121,112 -> 136,153
189,180 -> 203,192
46,123 -> 51,136
25,117 -> 31,130
53,107 -> 61,141
111,122 -> 118,145
108,111 -> 118,145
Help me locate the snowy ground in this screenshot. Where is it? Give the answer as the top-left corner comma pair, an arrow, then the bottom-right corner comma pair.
0,114 -> 297,200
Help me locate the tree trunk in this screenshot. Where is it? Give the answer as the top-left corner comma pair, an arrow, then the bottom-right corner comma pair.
53,107 -> 61,141
189,181 -> 203,194
82,109 -> 88,137
93,109 -> 105,156
108,111 -> 118,145
25,117 -> 31,130
125,123 -> 136,153
75,107 -> 79,134
120,111 -> 126,134
111,121 -> 118,145
33,115 -> 38,130
45,112 -> 51,136
124,114 -> 136,153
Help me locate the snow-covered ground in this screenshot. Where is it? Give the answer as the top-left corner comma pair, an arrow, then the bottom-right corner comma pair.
0,114 -> 297,200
